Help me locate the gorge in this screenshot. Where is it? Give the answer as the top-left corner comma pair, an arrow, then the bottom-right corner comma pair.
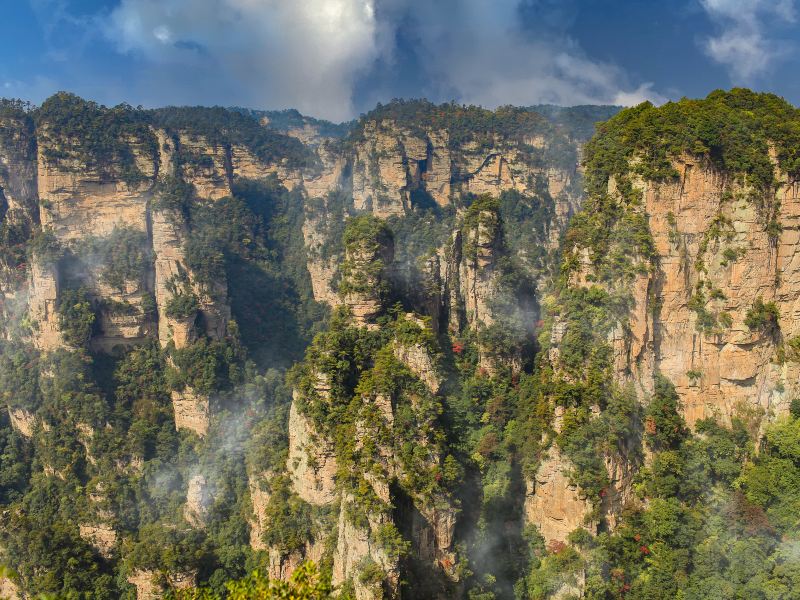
0,89 -> 799,599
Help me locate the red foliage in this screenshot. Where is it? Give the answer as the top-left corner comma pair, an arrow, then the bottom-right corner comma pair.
639,545 -> 650,555
725,490 -> 775,536
547,539 -> 568,554
452,341 -> 465,354
476,432 -> 499,458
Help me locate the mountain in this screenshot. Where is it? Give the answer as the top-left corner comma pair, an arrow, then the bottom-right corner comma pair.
0,88 -> 799,599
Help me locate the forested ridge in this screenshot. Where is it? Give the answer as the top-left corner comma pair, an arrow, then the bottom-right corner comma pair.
0,90 -> 799,599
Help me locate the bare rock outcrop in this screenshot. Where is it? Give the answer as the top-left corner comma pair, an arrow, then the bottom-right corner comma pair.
79,523 -> 117,559
347,117 -> 580,221
174,133 -> 231,201
589,157 -> 800,427
393,341 -> 441,395
184,474 -> 211,528
332,498 -> 401,600
7,407 -> 36,438
27,259 -> 61,350
458,205 -> 500,330
126,569 -> 196,600
171,389 -> 209,437
248,471 -> 271,551
524,444 -> 595,545
0,575 -> 21,600
339,219 -> 394,327
286,399 -> 337,506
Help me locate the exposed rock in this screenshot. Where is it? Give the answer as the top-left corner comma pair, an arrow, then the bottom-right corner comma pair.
150,208 -> 196,349
524,444 -> 595,545
458,207 -> 500,330
340,224 -> 394,328
393,341 -> 441,394
248,470 -> 327,579
175,133 -> 230,201
302,196 -> 342,306
332,498 -> 400,600
0,575 -> 21,600
76,422 -> 96,465
416,501 -> 459,579
286,399 -> 337,506
602,157 -> 800,426
36,136 -> 154,243
351,122 -> 413,217
248,471 -> 271,551
347,118 -> 580,222
27,259 -> 61,350
7,407 -> 36,438
171,389 -> 209,437
302,141 -> 346,199
184,474 -> 211,528
0,114 -> 38,225
126,569 -> 196,600
79,523 -> 117,558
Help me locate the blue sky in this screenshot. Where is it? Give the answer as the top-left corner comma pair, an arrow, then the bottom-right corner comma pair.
2,0 -> 799,121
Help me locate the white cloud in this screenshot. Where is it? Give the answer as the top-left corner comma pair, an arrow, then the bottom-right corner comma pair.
152,26 -> 172,44
699,0 -> 796,81
105,0 -> 381,121
377,1 -> 665,109
31,0 -> 664,119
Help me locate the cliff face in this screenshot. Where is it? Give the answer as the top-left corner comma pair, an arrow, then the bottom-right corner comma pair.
8,90 -> 800,599
300,105 -> 584,312
535,92 -> 800,563
562,155 -> 800,429
0,95 -> 620,599
0,111 -> 38,336
281,223 -> 460,598
347,119 -> 579,220
618,158 -> 800,426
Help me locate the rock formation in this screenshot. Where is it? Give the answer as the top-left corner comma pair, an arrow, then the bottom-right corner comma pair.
0,95 -> 622,599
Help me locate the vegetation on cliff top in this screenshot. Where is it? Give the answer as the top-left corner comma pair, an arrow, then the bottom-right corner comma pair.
32,92 -> 318,184
36,92 -> 157,185
584,88 -> 800,194
354,99 -> 550,144
4,88 -> 800,599
149,105 -> 317,170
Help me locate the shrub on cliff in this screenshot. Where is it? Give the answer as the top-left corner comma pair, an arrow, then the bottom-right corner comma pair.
56,287 -> 96,348
584,88 -> 800,195
744,297 -> 780,332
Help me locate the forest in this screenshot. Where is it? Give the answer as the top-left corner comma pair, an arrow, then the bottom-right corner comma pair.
0,90 -> 799,599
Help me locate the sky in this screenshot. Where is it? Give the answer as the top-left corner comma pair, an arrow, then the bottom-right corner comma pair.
1,0 -> 799,122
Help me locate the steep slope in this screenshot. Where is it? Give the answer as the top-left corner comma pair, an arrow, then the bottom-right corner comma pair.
558,88 -> 800,427
526,89 -> 800,599
301,100 -> 588,305
0,94 -> 615,599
